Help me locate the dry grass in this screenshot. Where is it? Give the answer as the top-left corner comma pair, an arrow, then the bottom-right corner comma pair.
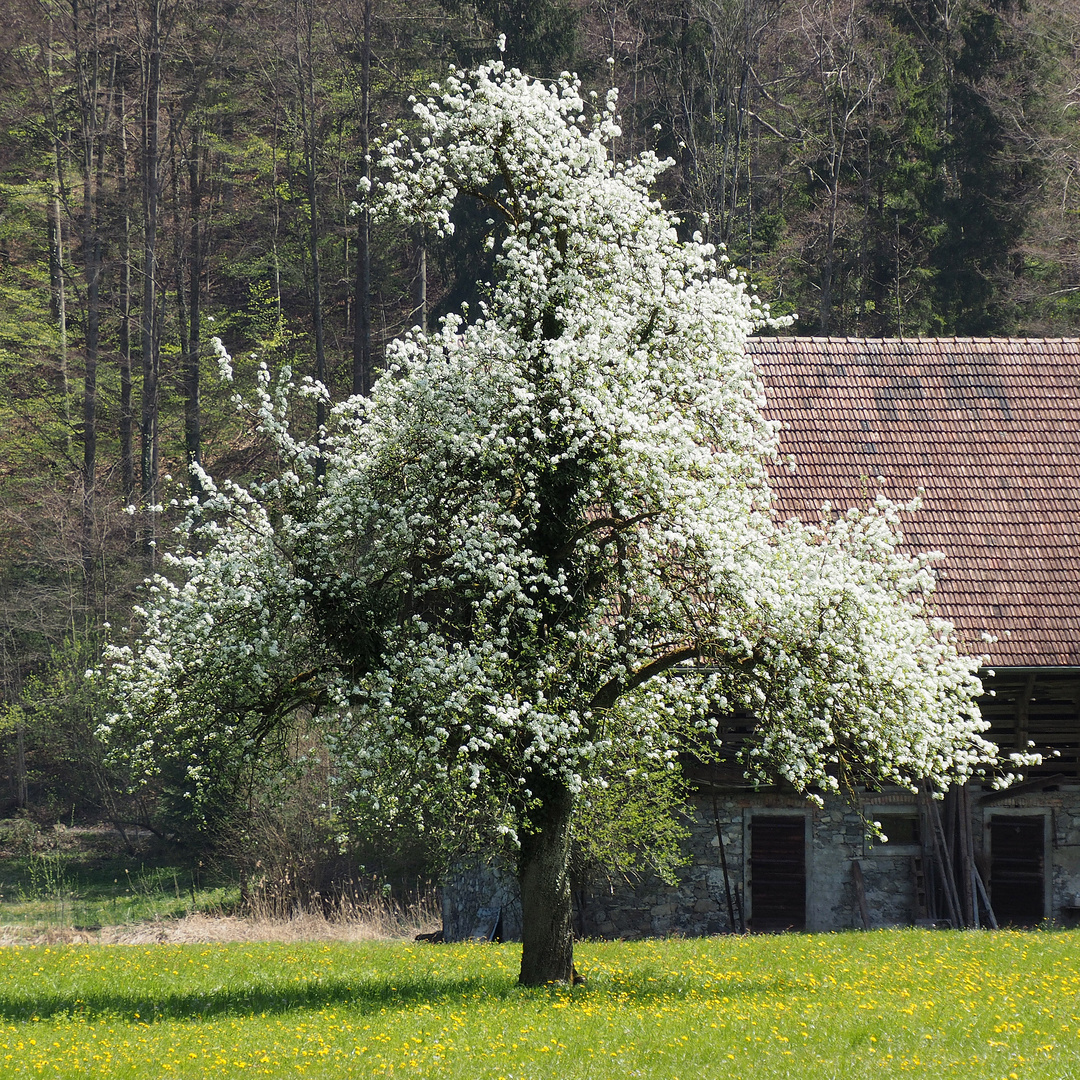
0,891 -> 442,947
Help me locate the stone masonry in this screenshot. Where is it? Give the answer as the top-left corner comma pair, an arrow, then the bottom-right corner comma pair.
442,784 -> 1080,940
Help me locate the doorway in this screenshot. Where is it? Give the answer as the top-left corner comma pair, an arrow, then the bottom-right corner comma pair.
750,816 -> 806,931
989,815 -> 1046,926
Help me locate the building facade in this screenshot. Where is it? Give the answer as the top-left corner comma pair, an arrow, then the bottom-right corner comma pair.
444,338 -> 1080,938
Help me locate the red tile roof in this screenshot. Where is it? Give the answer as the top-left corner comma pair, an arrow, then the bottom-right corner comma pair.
749,337 -> 1080,668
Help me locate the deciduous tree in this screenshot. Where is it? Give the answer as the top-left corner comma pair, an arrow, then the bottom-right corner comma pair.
103,63 -> 1000,984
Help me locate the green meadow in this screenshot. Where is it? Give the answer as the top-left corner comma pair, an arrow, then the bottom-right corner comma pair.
0,853 -> 239,933
1,930 -> 1079,1078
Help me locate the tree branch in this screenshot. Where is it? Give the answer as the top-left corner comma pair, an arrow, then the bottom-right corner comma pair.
556,511 -> 660,560
590,646 -> 700,711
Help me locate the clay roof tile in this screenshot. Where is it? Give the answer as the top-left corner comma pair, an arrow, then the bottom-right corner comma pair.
750,336 -> 1080,668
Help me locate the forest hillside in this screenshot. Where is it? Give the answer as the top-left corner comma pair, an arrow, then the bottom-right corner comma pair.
1,0 -> 1077,886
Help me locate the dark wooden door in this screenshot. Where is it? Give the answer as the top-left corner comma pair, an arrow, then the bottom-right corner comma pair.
989,816 -> 1045,927
750,816 -> 806,932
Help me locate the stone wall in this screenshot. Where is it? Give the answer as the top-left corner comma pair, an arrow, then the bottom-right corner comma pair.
441,784 -> 1080,940
576,796 -> 740,939
577,791 -> 911,935
1050,797 -> 1080,920
442,861 -> 523,942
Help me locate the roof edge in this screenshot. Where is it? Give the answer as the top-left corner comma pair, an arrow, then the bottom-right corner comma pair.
748,335 -> 1080,345
979,666 -> 1080,675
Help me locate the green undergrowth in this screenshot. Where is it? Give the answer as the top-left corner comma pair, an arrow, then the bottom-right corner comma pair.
0,822 -> 238,931
1,930 -> 1079,1077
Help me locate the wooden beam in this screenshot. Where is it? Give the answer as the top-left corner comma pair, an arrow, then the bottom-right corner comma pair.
978,773 -> 1069,806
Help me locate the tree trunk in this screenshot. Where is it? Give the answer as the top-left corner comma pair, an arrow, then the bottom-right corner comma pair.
171,116 -> 203,495
295,0 -> 327,419
517,773 -> 576,986
15,721 -> 27,810
77,2 -> 108,607
353,0 -> 374,396
50,138 -> 72,460
118,86 -> 136,501
185,137 -> 203,493
140,0 -> 164,559
412,230 -> 427,334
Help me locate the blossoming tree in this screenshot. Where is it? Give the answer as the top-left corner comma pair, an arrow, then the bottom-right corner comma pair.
104,62 -> 997,985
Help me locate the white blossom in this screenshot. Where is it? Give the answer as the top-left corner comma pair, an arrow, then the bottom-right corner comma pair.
102,63 -> 1004,851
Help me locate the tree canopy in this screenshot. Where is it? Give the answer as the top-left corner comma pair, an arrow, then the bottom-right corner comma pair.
103,62 -> 999,984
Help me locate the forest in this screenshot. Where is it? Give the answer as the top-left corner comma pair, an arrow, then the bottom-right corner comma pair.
1,0 -> 1078,893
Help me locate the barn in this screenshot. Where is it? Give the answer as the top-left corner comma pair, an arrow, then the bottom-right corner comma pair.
444,337 -> 1080,939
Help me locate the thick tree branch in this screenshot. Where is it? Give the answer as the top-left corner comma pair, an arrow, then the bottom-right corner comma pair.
590,646 -> 700,711
556,511 -> 660,560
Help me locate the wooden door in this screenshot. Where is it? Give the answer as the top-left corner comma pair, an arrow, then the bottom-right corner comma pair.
750,816 -> 806,932
989,816 -> 1045,926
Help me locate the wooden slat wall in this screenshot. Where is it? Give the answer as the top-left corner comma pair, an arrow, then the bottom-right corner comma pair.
981,670 -> 1080,780
691,670 -> 1079,788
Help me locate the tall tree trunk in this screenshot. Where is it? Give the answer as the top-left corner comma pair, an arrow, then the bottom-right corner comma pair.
295,0 -> 328,438
412,232 -> 427,334
50,135 -> 73,460
168,112 -> 202,496
140,0 -> 164,556
185,134 -> 204,492
44,0 -> 72,457
353,0 -> 374,396
172,118 -> 189,367
76,0 -> 106,605
270,111 -> 283,325
517,773 -> 576,986
15,722 -> 27,811
820,183 -> 838,333
118,85 -> 136,502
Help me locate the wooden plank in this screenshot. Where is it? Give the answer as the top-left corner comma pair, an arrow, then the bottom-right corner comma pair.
851,860 -> 871,929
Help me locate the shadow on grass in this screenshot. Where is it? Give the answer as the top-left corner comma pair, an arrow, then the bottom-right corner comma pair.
0,966 -> 787,1023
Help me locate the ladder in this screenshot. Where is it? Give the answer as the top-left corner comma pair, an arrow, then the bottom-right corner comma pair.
911,856 -> 929,920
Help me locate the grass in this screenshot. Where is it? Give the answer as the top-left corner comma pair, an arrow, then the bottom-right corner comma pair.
1,930 -> 1080,1078
0,827 -> 239,933
0,824 -> 438,948
0,855 -> 239,931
